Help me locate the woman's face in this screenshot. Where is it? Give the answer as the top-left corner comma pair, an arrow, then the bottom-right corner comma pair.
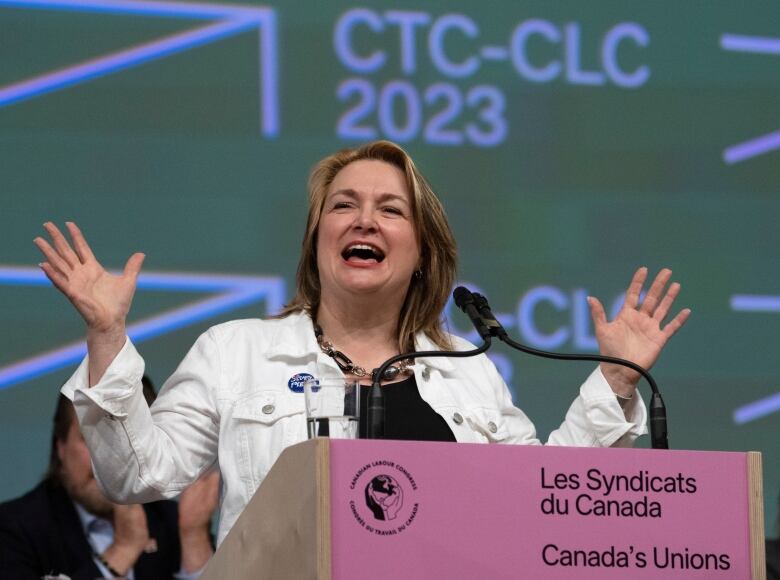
316,159 -> 420,306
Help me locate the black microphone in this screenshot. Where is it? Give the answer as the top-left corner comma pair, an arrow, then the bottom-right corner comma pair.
364,288 -> 493,440
472,291 -> 669,450
472,292 -> 507,339
453,286 -> 491,341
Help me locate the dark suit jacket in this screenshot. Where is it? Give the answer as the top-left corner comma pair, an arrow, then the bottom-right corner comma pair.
0,480 -> 183,579
768,538 -> 780,580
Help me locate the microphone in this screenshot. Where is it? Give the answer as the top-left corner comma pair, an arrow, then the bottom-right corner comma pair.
472,292 -> 507,339
472,291 -> 669,450
364,287 -> 493,440
453,286 -> 491,341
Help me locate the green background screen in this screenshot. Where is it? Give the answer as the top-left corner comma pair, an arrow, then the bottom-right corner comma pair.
1,0 -> 778,533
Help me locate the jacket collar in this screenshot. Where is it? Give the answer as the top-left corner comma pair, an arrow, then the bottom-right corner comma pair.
265,311 -> 456,374
265,311 -> 320,360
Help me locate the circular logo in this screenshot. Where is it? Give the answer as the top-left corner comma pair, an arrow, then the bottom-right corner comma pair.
288,372 -> 315,393
348,460 -> 419,535
365,475 -> 403,521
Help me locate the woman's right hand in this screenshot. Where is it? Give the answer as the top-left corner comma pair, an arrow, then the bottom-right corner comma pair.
34,222 -> 145,383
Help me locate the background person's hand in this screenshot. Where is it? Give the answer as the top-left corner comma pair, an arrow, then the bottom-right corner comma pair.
588,267 -> 690,398
101,504 -> 150,576
178,469 -> 219,533
178,469 -> 219,573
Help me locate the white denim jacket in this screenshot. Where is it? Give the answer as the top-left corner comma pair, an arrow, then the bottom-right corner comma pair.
62,311 -> 647,544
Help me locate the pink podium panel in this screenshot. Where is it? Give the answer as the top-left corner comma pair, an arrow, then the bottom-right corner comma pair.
328,440 -> 759,579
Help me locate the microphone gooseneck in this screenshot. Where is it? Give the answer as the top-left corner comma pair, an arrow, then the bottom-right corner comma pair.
471,291 -> 669,450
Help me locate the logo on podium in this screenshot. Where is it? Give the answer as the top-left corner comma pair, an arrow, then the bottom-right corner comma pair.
348,459 -> 419,535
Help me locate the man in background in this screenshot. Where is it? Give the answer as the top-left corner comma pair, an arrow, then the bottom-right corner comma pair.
0,377 -> 218,579
768,491 -> 780,580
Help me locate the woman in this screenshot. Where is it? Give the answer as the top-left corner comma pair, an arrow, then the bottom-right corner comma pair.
34,140 -> 689,544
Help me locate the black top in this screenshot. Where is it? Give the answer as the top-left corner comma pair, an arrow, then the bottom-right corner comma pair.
358,375 -> 456,442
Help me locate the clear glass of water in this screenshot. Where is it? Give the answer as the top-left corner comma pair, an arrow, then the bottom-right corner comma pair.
303,378 -> 360,439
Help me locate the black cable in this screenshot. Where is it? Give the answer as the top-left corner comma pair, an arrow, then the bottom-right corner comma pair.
497,334 -> 668,449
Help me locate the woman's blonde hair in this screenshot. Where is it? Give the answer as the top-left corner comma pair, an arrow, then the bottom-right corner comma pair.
279,140 -> 457,351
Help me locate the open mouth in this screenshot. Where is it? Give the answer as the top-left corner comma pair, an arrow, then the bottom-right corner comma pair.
341,243 -> 385,263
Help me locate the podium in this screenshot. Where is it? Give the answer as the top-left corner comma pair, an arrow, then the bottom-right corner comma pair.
202,439 -> 765,579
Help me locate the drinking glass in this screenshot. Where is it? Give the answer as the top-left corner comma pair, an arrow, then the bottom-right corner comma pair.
303,378 -> 360,439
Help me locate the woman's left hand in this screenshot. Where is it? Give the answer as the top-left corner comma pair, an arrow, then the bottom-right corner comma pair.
587,267 -> 691,397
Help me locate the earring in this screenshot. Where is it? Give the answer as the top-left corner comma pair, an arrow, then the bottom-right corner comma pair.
413,270 -> 423,280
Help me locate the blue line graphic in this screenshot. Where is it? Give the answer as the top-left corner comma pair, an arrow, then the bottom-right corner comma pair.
729,293 -> 780,422
723,130 -> 780,165
734,393 -> 780,425
0,0 -> 258,18
721,33 -> 780,419
731,294 -> 780,312
0,0 -> 279,136
721,33 -> 780,55
0,267 -> 286,390
720,33 -> 780,164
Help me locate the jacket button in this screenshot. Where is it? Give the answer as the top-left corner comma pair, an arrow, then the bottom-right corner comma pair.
452,412 -> 463,425
262,404 -> 275,415
488,421 -> 498,433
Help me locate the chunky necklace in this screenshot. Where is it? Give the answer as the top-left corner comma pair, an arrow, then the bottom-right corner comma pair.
314,324 -> 412,381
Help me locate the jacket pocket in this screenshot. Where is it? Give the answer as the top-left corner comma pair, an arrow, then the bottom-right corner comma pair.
231,390 -> 307,493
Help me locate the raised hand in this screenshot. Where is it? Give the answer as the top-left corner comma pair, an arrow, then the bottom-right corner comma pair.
587,267 -> 690,397
34,222 -> 145,384
34,222 -> 144,332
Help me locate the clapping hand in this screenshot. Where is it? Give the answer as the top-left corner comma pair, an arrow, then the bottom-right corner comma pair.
587,267 -> 690,398
101,504 -> 150,576
178,469 -> 220,533
178,469 -> 220,573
